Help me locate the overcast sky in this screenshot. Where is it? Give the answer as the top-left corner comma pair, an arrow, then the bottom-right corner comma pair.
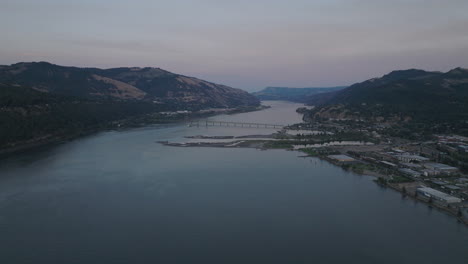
1,0 -> 467,91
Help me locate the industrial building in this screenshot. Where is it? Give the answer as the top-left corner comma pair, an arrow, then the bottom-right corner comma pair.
396,154 -> 429,163
423,163 -> 458,175
416,187 -> 462,204
457,145 -> 468,153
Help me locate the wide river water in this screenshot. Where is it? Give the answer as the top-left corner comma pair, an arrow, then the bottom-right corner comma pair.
0,101 -> 467,263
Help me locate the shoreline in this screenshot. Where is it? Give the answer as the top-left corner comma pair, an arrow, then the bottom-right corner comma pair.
321,155 -> 468,226
159,138 -> 468,227
0,105 -> 268,159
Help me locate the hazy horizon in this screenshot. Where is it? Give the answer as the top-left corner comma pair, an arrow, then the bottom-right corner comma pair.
1,0 -> 467,91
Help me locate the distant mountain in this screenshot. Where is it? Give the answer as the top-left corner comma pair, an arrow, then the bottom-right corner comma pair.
304,68 -> 468,125
252,86 -> 346,102
0,62 -> 259,109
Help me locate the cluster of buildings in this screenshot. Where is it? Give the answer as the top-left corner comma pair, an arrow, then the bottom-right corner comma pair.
160,110 -> 192,116
328,144 -> 467,210
436,135 -> 468,154
306,118 -> 468,222
366,148 -> 459,178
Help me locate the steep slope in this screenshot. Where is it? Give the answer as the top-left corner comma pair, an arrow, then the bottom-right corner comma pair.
252,86 -> 346,102
100,67 -> 259,109
0,62 -> 259,109
305,68 -> 468,123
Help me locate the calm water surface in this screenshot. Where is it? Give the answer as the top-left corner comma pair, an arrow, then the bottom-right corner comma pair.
0,101 -> 467,263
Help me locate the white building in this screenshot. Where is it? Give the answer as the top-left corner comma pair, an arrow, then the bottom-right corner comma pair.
416,187 -> 462,204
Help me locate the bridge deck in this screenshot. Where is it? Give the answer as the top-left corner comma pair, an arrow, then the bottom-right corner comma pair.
188,120 -> 285,129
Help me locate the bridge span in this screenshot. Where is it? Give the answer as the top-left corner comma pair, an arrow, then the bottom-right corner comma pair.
187,120 -> 285,129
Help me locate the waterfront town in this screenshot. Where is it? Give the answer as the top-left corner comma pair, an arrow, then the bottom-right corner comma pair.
161,120 -> 468,225
322,134 -> 468,225
281,123 -> 468,225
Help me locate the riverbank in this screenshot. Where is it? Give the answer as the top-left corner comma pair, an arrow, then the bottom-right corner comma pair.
385,182 -> 468,226
319,153 -> 468,226
0,105 -> 268,158
159,135 -> 468,227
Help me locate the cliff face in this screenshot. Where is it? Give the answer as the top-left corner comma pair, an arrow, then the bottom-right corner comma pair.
0,62 -> 259,109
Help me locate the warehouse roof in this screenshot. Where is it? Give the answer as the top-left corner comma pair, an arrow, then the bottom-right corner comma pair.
424,163 -> 458,171
417,187 -> 461,203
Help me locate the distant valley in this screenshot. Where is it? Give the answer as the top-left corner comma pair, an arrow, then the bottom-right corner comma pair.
252,86 -> 346,102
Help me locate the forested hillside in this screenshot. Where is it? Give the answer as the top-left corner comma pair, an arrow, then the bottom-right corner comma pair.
0,83 -> 167,150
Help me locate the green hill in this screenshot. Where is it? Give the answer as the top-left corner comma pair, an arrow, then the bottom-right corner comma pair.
305,68 -> 468,124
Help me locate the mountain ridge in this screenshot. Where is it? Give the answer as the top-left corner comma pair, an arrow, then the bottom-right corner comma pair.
0,61 -> 260,152
0,61 -> 259,109
304,67 -> 468,127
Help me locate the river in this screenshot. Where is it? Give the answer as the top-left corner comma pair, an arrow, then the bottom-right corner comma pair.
0,101 -> 467,263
